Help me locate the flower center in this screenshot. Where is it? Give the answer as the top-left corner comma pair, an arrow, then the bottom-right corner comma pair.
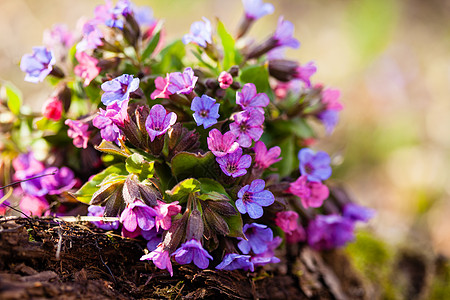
200,109 -> 209,118
242,192 -> 251,203
226,163 -> 237,173
304,163 -> 313,174
121,83 -> 128,94
239,123 -> 248,133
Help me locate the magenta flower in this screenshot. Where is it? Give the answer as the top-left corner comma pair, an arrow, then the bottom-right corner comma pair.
218,71 -> 233,89
42,97 -> 63,121
238,223 -> 273,255
151,75 -> 171,100
295,61 -> 317,87
191,95 -> 220,129
141,243 -> 173,276
120,200 -> 157,232
242,0 -> 274,20
19,194 -> 49,217
41,167 -> 76,195
172,239 -> 213,269
87,205 -> 120,230
253,141 -> 281,169
298,148 -> 332,182
182,17 -> 212,48
322,88 -> 343,111
236,83 -> 270,113
274,16 -> 300,49
207,129 -> 239,157
166,67 -> 198,95
76,20 -> 104,52
216,147 -> 251,178
235,179 -> 274,219
288,175 -> 329,208
307,215 -> 355,251
229,109 -> 264,148
101,74 -> 140,106
74,52 -> 100,86
317,88 -> 343,134
275,211 -> 299,235
12,152 -> 45,181
20,46 -> 55,83
154,200 -> 181,231
216,253 -> 254,272
145,104 -> 177,141
93,101 -> 128,142
65,119 -> 91,149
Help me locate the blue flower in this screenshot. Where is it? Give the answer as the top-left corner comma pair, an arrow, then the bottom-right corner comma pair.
307,214 -> 355,250
101,74 -> 140,106
298,148 -> 332,182
242,0 -> 274,20
191,95 -> 220,129
182,17 -> 212,47
20,46 -> 55,83
238,223 -> 273,255
172,239 -> 213,269
235,179 -> 274,219
216,253 -> 254,272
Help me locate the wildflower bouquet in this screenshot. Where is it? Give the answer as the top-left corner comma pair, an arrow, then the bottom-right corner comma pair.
1,0 -> 374,276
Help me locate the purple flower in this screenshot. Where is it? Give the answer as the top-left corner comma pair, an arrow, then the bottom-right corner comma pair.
145,104 -> 177,142
134,6 -> 156,28
140,244 -> 173,276
13,152 -> 45,181
182,17 -> 212,47
172,239 -> 213,269
93,101 -> 128,142
76,20 -> 104,52
166,67 -> 198,95
142,228 -> 163,252
154,200 -> 181,231
216,253 -> 254,272
298,148 -> 332,182
105,0 -> 132,29
119,200 -> 157,232
274,17 -> 300,49
238,223 -> 273,255
43,24 -> 75,49
236,83 -> 270,113
216,147 -> 251,178
343,203 -> 375,223
101,74 -> 140,106
251,236 -> 282,266
253,141 -> 281,169
287,175 -> 329,209
318,110 -> 339,135
207,129 -> 239,157
242,0 -> 274,20
87,205 -> 120,230
235,179 -> 274,219
322,88 -> 343,111
307,214 -> 355,251
20,171 -> 48,197
191,95 -> 220,129
20,47 -> 55,83
65,119 -> 91,149
229,109 -> 264,148
41,167 -> 77,195
295,61 -> 317,87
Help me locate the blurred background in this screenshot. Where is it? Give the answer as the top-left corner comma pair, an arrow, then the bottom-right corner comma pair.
0,0 -> 449,258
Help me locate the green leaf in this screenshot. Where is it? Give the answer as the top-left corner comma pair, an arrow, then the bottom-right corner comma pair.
197,178 -> 229,197
270,117 -> 314,139
125,153 -> 154,180
240,64 -> 273,100
141,30 -> 161,61
171,151 -> 216,180
4,82 -> 22,115
217,20 -> 235,70
272,136 -> 296,177
35,117 -> 61,134
72,163 -> 128,203
166,178 -> 201,204
95,140 -> 131,158
153,40 -> 186,73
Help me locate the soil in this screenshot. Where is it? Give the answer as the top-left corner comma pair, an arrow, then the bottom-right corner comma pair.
0,216 -> 384,299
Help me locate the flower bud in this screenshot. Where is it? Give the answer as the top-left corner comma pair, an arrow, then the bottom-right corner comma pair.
218,71 -> 233,89
268,59 -> 298,82
42,97 -> 63,121
228,65 -> 240,77
186,209 -> 204,241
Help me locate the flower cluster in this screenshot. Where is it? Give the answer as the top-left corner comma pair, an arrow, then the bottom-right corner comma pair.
0,0 -> 375,278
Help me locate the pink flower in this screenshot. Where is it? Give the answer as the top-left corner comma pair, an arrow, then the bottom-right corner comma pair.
207,129 -> 239,157
151,75 -> 171,99
65,119 -> 91,149
19,195 -> 49,217
74,52 -> 100,86
286,226 -> 306,244
218,71 -> 233,89
253,141 -> 281,169
287,175 -> 329,209
140,243 -> 173,276
154,200 -> 181,231
321,88 -> 343,111
275,211 -> 299,234
42,97 -> 63,121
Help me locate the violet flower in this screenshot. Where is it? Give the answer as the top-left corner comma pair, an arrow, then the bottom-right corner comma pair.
20,46 -> 55,83
65,119 -> 91,149
238,223 -> 273,255
229,109 -> 264,148
119,200 -> 157,232
154,200 -> 182,231
343,203 -> 375,223
93,101 -> 128,142
87,205 -> 120,230
295,61 -> 317,87
145,104 -> 177,142
191,95 -> 220,129
207,129 -> 239,157
216,147 -> 251,178
134,5 -> 156,28
12,152 -> 45,180
287,175 -> 329,209
236,83 -> 270,113
76,20 -> 104,52
251,236 -> 282,267
274,16 -> 300,48
43,24 -> 75,49
105,0 -> 132,29
253,141 -> 281,169
298,148 -> 332,182
142,228 -> 163,252
317,88 -> 343,134
235,179 -> 274,219
166,67 -> 198,95
140,243 -> 173,276
101,74 -> 140,106
242,0 -> 274,20
216,253 -> 254,272
307,214 -> 355,251
318,110 -> 339,134
182,17 -> 212,48
74,52 -> 100,86
172,239 -> 213,269
41,167 -> 76,195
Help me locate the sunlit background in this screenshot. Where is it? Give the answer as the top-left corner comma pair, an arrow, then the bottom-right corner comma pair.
1,0 -> 449,257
